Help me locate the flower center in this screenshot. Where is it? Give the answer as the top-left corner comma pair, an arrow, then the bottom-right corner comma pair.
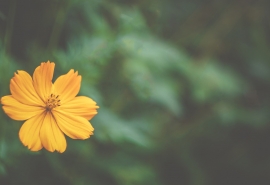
46,94 -> 61,111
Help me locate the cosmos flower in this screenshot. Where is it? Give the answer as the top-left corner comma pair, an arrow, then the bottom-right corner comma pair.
1,61 -> 99,153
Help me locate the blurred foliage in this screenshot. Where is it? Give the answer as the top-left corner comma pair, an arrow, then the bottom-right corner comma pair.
0,0 -> 270,184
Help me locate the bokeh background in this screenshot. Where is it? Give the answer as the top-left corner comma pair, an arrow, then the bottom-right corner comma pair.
0,0 -> 270,184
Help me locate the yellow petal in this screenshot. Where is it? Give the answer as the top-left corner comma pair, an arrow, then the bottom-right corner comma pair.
52,109 -> 94,139
54,69 -> 81,104
40,112 -> 66,153
33,61 -> 55,102
10,70 -> 44,106
58,96 -> 99,120
1,95 -> 45,121
19,112 -> 45,151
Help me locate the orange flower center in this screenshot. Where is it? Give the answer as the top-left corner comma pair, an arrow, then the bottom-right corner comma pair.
46,94 -> 61,111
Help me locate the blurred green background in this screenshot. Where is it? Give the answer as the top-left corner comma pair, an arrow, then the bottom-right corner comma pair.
0,0 -> 270,184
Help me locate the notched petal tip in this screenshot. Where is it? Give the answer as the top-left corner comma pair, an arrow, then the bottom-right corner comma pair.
58,96 -> 99,120
42,60 -> 55,64
19,113 -> 44,152
54,69 -> 82,103
40,112 -> 67,153
10,70 -> 44,106
1,95 -> 44,121
53,110 -> 94,140
33,61 -> 55,102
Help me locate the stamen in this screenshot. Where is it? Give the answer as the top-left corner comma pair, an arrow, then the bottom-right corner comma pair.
46,94 -> 61,111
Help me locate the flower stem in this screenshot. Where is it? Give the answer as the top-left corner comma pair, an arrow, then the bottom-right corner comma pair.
4,0 -> 16,54
47,1 -> 68,51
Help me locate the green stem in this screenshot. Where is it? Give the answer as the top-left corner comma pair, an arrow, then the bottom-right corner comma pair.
4,0 -> 16,54
47,1 -> 68,51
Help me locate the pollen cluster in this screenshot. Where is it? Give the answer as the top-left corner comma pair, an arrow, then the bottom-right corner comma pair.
46,94 -> 60,111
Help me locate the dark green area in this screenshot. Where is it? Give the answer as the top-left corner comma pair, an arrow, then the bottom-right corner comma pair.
0,0 -> 270,184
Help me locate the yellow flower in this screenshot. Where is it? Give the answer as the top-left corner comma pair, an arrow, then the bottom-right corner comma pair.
1,61 -> 99,153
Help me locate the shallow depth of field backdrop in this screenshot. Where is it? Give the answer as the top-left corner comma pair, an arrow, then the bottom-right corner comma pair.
0,0 -> 270,185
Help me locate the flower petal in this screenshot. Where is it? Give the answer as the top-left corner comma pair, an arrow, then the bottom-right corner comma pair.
40,112 -> 66,153
19,112 -> 45,151
54,69 -> 81,104
1,95 -> 45,121
52,109 -> 94,139
33,61 -> 55,102
57,96 -> 99,120
10,70 -> 44,106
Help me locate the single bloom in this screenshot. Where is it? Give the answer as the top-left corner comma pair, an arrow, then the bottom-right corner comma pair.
1,61 -> 99,153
